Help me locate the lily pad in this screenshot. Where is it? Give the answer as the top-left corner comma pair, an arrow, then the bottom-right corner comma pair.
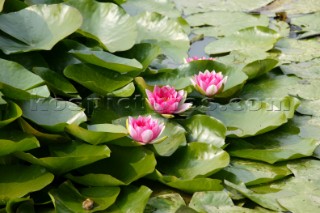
0,101 -> 22,128
21,98 -> 87,132
122,0 -> 180,17
66,0 -> 137,52
0,58 -> 49,100
69,50 -> 143,73
227,124 -> 318,164
276,38 -> 320,63
49,181 -> 120,213
157,142 -> 230,179
187,11 -> 269,38
65,123 -> 128,145
15,141 -> 110,175
173,0 -> 274,15
259,0 -> 320,15
189,191 -> 234,212
148,170 -> 223,193
107,186 -> 152,213
75,146 -> 156,185
207,100 -> 293,137
0,4 -> 82,54
0,130 -> 39,156
205,27 -> 279,55
291,12 -> 320,38
64,63 -> 133,95
135,12 -> 189,62
214,159 -> 291,186
297,99 -> 320,117
183,114 -> 226,148
281,58 -> 320,79
145,193 -> 186,213
0,165 -> 54,205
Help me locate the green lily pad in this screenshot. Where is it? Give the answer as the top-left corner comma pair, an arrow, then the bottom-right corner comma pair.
189,191 -> 233,212
259,0 -> 320,15
214,159 -> 291,186
269,20 -> 290,37
173,0 -> 274,15
5,197 -> 35,213
0,4 -> 82,54
281,58 -> 320,79
188,11 -> 269,38
18,118 -> 70,143
122,0 -> 180,17
148,170 -> 223,193
76,146 -> 156,185
64,63 -> 133,95
0,101 -> 22,128
32,67 -> 78,97
66,0 -> 137,52
0,165 -> 54,205
0,0 -> 4,12
66,173 -> 125,187
276,38 -> 320,63
297,99 -> 320,117
144,60 -> 248,97
0,58 -> 49,100
65,123 -> 128,145
207,100 -> 293,137
109,82 -> 135,97
227,124 -> 319,164
49,181 -> 120,213
183,114 -> 226,148
21,98 -> 87,132
69,50 -> 143,73
205,27 -> 279,55
291,12 -> 320,38
157,142 -> 230,179
135,12 -> 189,62
0,130 -> 39,156
287,159 -> 320,182
15,141 -> 110,175
145,193 -> 186,213
107,185 -> 152,213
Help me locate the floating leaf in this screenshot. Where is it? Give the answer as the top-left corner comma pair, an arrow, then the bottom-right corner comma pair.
188,11 -> 269,38
0,58 -> 49,100
0,165 -> 54,205
64,64 -> 133,95
65,123 -> 128,145
0,4 -> 82,54
207,100 -> 293,137
49,181 -> 120,213
66,0 -> 137,52
107,186 -> 152,213
157,142 -> 230,179
75,146 -> 156,185
205,27 -> 279,55
122,0 -> 180,17
259,0 -> 320,15
297,99 -> 320,117
276,38 -> 320,63
0,131 -> 39,156
291,12 -> 320,38
15,141 -> 110,175
21,98 -> 87,132
135,12 -> 189,62
0,101 -> 22,128
189,191 -> 233,212
214,159 -> 291,186
33,67 -> 78,97
145,193 -> 186,213
183,114 -> 226,148
281,58 -> 320,79
69,50 -> 143,73
173,0 -> 274,15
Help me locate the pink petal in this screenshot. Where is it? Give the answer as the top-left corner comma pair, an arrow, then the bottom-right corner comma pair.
141,129 -> 154,143
175,103 -> 193,113
206,84 -> 217,96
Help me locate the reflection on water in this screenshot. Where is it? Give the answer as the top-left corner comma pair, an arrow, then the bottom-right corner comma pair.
188,36 -> 216,57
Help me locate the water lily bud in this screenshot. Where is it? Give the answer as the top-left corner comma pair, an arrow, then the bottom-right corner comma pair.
191,70 -> 227,97
126,115 -> 164,144
146,85 -> 192,115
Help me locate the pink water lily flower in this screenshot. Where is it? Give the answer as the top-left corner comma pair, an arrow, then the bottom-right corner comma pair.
191,70 -> 227,97
185,56 -> 215,63
126,115 -> 164,144
146,85 -> 192,115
